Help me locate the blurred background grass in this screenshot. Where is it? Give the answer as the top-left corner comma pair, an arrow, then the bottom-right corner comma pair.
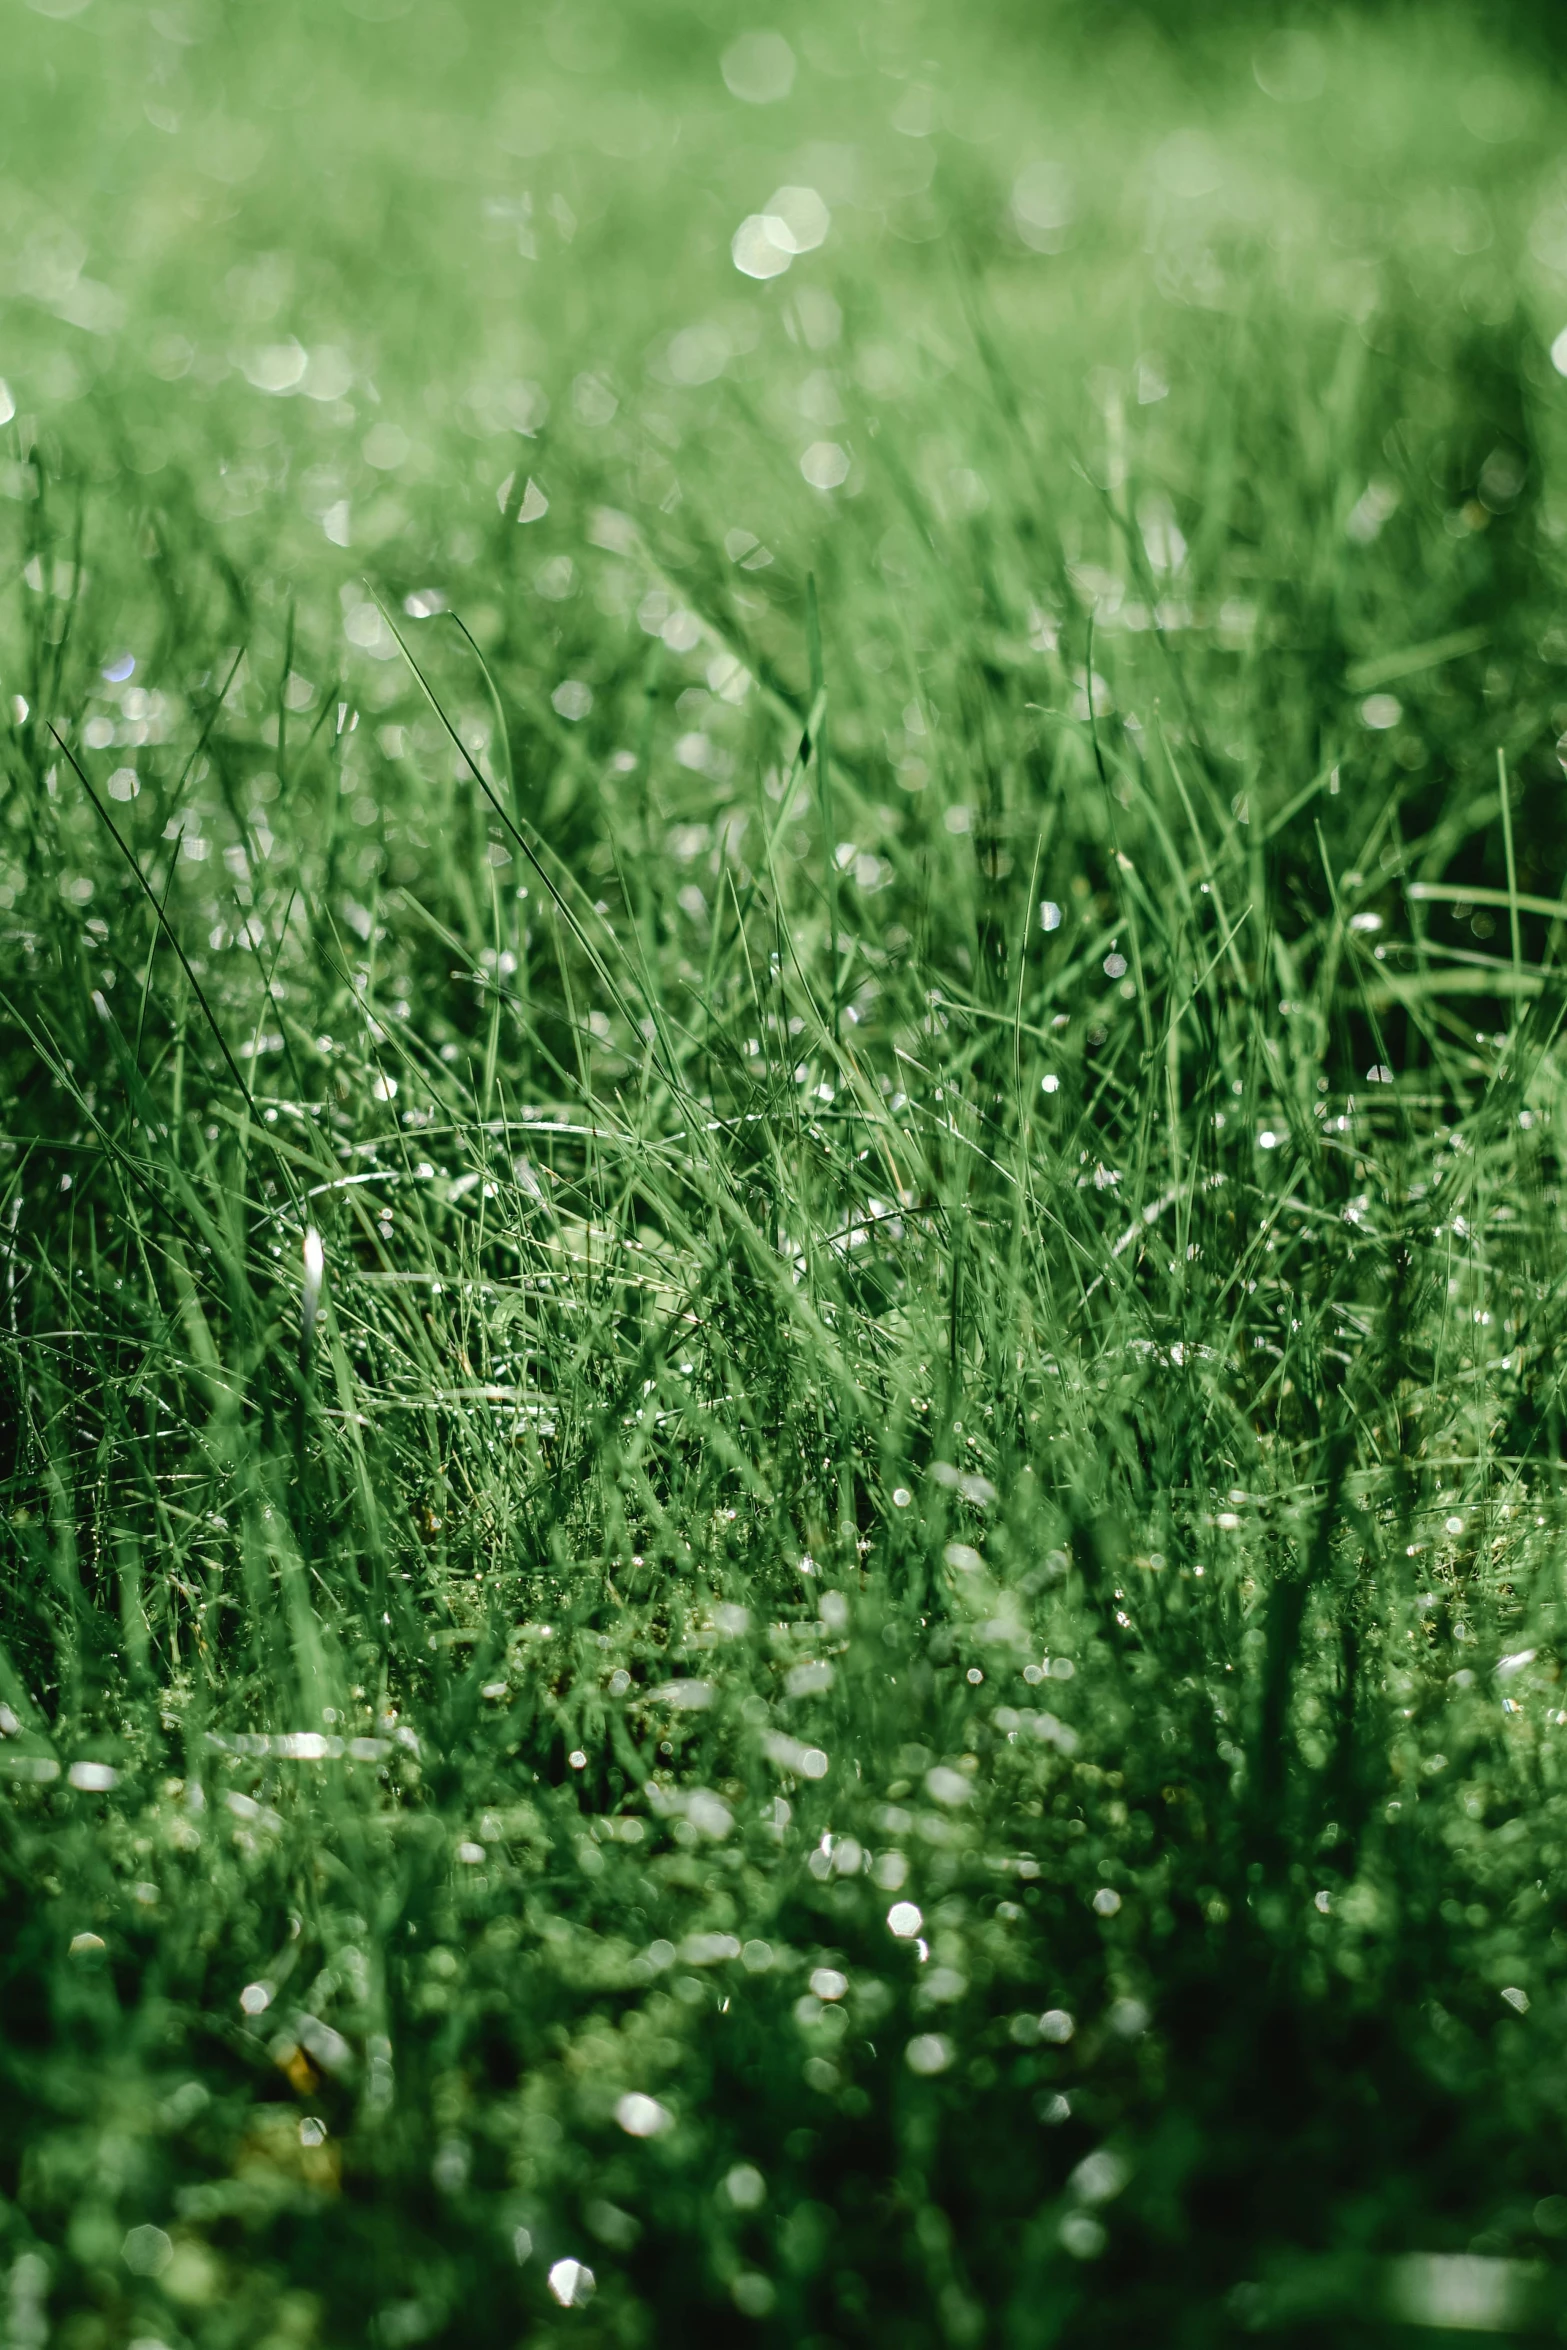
6,0 -> 1567,893
8,5 -> 1567,2348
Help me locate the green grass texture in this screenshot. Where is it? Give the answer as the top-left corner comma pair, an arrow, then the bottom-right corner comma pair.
7,2 -> 1567,2343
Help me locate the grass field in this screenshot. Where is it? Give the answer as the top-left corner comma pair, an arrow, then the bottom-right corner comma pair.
9,1 -> 1567,2342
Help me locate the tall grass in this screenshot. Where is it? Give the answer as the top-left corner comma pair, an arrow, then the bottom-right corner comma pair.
5,3 -> 1567,2343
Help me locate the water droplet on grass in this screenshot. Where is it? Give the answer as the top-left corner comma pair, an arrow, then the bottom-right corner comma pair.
905,2033 -> 953,2075
1012,161 -> 1073,251
243,340 -> 307,395
733,215 -> 794,280
721,30 -> 795,104
547,2257 -> 595,2309
121,2226 -> 173,2277
615,2092 -> 672,2137
800,440 -> 849,491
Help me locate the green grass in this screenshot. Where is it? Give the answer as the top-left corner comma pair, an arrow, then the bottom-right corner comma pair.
9,3 -> 1567,2343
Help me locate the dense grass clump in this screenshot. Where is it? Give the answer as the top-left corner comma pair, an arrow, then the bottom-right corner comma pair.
8,2 -> 1567,2343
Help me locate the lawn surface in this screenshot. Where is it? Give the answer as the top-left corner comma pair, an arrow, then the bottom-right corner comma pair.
6,2 -> 1567,2343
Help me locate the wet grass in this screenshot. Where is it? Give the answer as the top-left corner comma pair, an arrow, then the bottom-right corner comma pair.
6,3 -> 1567,2344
